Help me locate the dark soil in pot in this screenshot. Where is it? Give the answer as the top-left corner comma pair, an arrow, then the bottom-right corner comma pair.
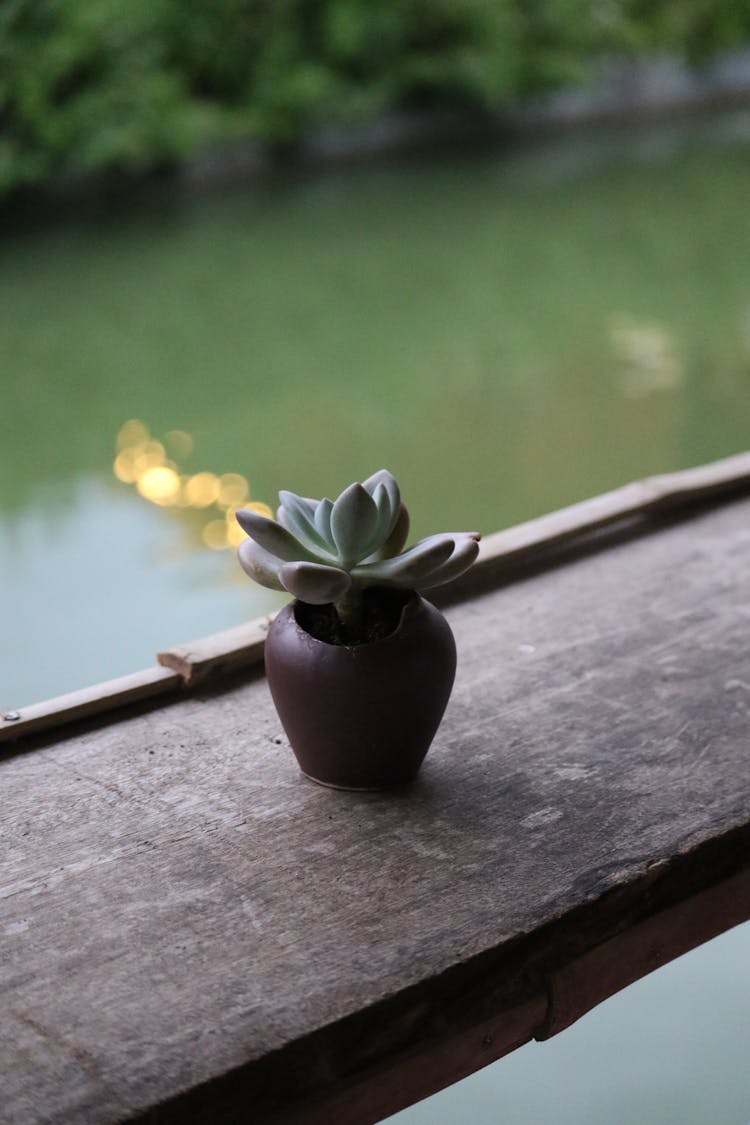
265,588 -> 457,790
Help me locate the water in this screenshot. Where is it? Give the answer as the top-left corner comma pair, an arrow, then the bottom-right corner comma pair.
2,112 -> 750,706
1,113 -> 749,1121
387,920 -> 750,1125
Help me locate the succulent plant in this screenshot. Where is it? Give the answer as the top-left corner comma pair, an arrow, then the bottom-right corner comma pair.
236,469 -> 480,634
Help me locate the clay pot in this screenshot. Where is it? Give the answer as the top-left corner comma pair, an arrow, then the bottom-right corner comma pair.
264,592 -> 456,790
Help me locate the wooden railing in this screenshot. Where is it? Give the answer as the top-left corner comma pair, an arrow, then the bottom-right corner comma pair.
2,453 -> 750,1124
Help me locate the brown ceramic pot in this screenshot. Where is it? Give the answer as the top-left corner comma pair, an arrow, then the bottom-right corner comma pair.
264,592 -> 456,790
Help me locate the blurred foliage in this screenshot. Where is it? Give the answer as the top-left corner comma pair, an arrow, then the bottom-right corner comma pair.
1,0 -> 749,196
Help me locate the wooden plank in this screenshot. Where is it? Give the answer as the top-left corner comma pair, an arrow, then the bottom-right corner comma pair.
4,451 -> 749,743
537,862 -> 750,1040
157,615 -> 272,686
1,491 -> 749,1124
262,864 -> 750,1125
0,666 -> 181,747
156,450 -> 750,687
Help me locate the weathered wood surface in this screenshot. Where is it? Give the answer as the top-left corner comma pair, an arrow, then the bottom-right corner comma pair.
158,449 -> 750,685
1,491 -> 750,1125
3,451 -> 749,748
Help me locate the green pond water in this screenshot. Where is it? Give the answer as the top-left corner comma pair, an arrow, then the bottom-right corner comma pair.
2,112 -> 750,707
1,112 -> 749,1121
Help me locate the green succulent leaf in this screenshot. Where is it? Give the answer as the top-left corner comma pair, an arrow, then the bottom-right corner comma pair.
353,534 -> 454,586
235,508 -> 316,562
351,481 -> 396,559
236,470 -> 481,608
369,481 -> 388,523
278,491 -> 333,557
314,497 -> 335,549
363,468 -> 399,505
279,561 -> 352,604
365,501 -> 410,561
387,502 -> 410,555
237,538 -> 286,591
330,482 -> 379,564
419,533 -> 481,589
370,481 -> 397,539
363,469 -> 400,530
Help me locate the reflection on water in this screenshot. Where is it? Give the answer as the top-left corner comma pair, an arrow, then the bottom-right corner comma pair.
112,419 -> 272,551
609,313 -> 685,398
1,113 -> 749,708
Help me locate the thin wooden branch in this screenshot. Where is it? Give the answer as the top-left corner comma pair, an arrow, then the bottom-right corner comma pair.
157,615 -> 273,686
453,447 -> 750,594
159,450 -> 750,684
0,667 -> 180,747
4,450 -> 749,746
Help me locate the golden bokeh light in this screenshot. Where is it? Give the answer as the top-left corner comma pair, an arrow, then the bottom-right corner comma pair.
175,476 -> 194,507
217,473 -> 249,507
113,440 -> 167,484
136,466 -> 182,506
184,472 -> 221,508
137,441 -> 167,468
113,450 -> 139,483
226,520 -> 247,548
116,419 -> 150,450
202,520 -> 229,550
242,500 -> 274,519
113,420 -> 273,553
165,430 -> 194,459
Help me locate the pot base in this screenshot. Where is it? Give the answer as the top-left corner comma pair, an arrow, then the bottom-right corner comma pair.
300,769 -> 417,792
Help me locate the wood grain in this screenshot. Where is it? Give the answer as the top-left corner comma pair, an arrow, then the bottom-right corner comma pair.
1,489 -> 749,1124
4,452 -> 749,746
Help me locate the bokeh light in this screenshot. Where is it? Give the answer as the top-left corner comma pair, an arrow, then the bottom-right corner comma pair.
202,520 -> 229,550
218,473 -> 249,506
165,429 -> 194,459
242,500 -> 274,519
116,419 -> 149,450
136,466 -> 182,506
184,472 -> 221,508
112,419 -> 271,553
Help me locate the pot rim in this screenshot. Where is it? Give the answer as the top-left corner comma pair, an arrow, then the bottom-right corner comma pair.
288,588 -> 422,653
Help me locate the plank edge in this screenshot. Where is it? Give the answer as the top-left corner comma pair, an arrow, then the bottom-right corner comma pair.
6,450 -> 750,746
132,850 -> 750,1125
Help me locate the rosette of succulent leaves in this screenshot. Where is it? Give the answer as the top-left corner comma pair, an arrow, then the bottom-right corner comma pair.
236,469 -> 480,637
